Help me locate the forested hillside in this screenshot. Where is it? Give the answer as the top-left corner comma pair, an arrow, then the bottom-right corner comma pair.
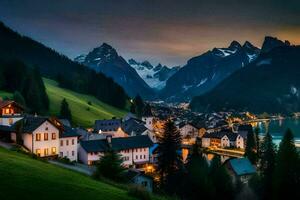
0,22 -> 128,109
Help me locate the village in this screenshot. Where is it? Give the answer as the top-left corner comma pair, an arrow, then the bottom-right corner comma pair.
0,99 -> 257,192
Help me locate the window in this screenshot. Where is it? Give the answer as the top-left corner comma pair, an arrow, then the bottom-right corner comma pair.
66,140 -> 69,146
140,155 -> 142,159
52,133 -> 56,140
136,155 -> 138,160
44,148 -> 48,156
72,151 -> 74,156
60,140 -> 63,146
8,118 -> 13,125
36,133 -> 41,141
45,127 -> 48,131
51,147 -> 56,155
60,152 -> 63,157
140,149 -> 142,152
144,155 -> 146,159
72,139 -> 75,145
36,149 -> 41,156
136,149 -> 138,152
44,133 -> 48,141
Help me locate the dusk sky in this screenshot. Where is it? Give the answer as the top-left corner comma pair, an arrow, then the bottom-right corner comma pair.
0,0 -> 299,66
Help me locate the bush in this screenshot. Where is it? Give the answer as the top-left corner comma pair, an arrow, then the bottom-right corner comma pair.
87,101 -> 92,105
57,156 -> 74,165
128,185 -> 151,200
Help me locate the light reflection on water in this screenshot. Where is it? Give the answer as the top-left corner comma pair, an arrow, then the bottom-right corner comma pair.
254,118 -> 300,146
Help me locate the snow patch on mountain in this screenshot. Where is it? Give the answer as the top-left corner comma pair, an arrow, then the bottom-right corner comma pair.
129,59 -> 180,90
197,78 -> 208,87
182,84 -> 193,92
257,59 -> 272,66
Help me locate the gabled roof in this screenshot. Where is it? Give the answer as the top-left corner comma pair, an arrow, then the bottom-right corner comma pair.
202,131 -> 226,139
21,116 -> 57,133
0,125 -> 13,132
80,135 -> 153,153
60,126 -> 80,138
122,118 -> 147,136
0,100 -> 24,110
229,158 -> 256,176
94,119 -> 122,132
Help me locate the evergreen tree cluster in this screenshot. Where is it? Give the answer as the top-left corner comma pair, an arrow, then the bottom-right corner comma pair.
157,120 -> 234,199
0,60 -> 49,114
250,129 -> 300,200
59,98 -> 72,121
0,21 -> 128,109
130,95 -> 153,119
94,149 -> 125,181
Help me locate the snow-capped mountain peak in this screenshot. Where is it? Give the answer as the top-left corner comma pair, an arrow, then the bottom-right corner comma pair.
129,59 -> 180,90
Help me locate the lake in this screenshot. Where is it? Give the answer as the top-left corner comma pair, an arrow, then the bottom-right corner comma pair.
256,118 -> 300,146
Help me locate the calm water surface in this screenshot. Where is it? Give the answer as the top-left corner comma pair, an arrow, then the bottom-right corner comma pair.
257,118 -> 300,146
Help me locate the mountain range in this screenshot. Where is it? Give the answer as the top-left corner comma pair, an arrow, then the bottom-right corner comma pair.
190,37 -> 299,113
74,44 -> 154,98
160,40 -> 260,101
128,59 -> 180,90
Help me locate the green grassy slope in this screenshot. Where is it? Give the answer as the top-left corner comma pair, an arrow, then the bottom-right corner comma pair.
0,79 -> 127,127
45,78 -> 126,127
0,147 -> 135,200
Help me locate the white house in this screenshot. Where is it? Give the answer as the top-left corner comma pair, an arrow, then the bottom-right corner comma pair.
11,116 -> 60,157
11,116 -> 79,161
78,135 -> 153,167
59,126 -> 79,161
179,123 -> 199,144
221,135 -> 230,148
236,134 -> 246,149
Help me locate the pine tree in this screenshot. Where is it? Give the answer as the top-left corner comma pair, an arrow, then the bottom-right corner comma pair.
0,67 -> 4,89
259,132 -> 276,199
157,119 -> 183,194
59,98 -> 72,121
273,129 -> 300,199
32,66 -> 49,110
254,127 -> 260,157
13,91 -> 26,108
94,149 -> 125,181
210,155 -> 234,200
133,95 -> 145,119
245,131 -> 257,164
184,143 -> 214,199
14,120 -> 24,145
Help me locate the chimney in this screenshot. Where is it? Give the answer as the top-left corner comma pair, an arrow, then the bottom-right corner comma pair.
106,135 -> 112,148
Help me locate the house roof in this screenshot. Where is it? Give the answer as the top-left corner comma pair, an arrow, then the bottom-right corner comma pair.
202,131 -> 226,139
60,126 -> 80,138
0,125 -> 13,132
203,130 -> 238,141
94,119 -> 122,132
0,100 -> 24,110
122,118 -> 148,136
229,158 -> 256,176
80,135 -> 153,153
21,116 -> 55,133
125,169 -> 153,181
